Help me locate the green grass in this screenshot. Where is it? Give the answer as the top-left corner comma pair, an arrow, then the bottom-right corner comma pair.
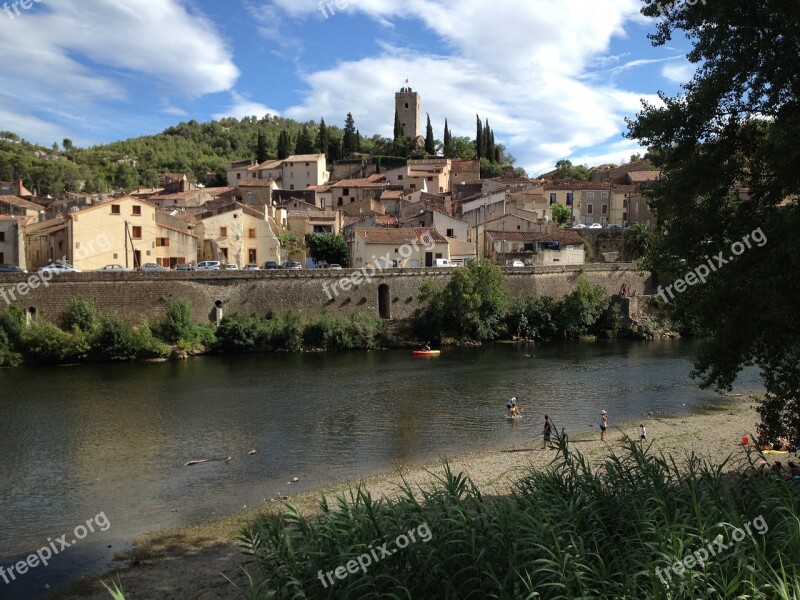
234,433 -> 800,599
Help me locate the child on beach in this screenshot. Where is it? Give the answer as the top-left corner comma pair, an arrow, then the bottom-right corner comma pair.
600,410 -> 608,441
640,424 -> 647,444
541,415 -> 554,449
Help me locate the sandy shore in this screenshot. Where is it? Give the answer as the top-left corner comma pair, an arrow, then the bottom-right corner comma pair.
54,397 -> 766,600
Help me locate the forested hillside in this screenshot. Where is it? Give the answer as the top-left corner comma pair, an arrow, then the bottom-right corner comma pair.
0,110 -> 519,197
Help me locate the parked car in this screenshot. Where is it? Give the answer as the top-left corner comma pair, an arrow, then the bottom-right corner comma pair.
572,223 -> 587,229
282,261 -> 302,270
264,261 -> 279,269
195,261 -> 221,271
223,264 -> 239,270
505,259 -> 525,267
0,264 -> 27,273
94,264 -> 132,272
243,263 -> 261,271
589,223 -> 603,229
434,258 -> 457,267
328,264 -> 343,270
175,263 -> 193,271
607,223 -> 623,230
37,262 -> 80,273
140,263 -> 169,272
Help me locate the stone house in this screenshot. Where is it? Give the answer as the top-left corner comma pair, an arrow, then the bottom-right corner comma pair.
200,202 -> 283,267
349,227 -> 450,269
485,230 -> 585,266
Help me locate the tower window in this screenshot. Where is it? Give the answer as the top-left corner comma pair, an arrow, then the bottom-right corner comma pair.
405,103 -> 409,109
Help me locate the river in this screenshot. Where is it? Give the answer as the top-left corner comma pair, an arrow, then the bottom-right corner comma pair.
0,340 -> 763,599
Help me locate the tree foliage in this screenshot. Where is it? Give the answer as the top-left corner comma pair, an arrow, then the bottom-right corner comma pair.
343,113 -> 357,157
305,233 -> 348,266
551,203 -> 572,227
627,0 -> 800,438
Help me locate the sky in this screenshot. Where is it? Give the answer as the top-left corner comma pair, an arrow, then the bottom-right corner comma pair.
0,0 -> 695,175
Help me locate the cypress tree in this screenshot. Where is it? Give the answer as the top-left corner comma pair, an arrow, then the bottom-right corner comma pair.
296,126 -> 314,154
443,119 -> 451,158
476,115 -> 483,160
256,130 -> 268,163
356,130 -> 361,152
424,113 -> 435,154
316,118 -> 329,155
484,119 -> 492,162
343,112 -> 357,157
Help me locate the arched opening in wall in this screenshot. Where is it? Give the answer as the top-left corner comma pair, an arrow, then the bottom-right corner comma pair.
26,306 -> 37,326
378,284 -> 391,320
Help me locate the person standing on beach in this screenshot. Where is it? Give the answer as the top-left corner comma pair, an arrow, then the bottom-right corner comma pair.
640,423 -> 647,445
541,415 -> 554,449
600,410 -> 608,441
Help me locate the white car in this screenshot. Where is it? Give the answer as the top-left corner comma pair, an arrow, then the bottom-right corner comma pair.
195,261 -> 221,271
572,223 -> 587,229
505,260 -> 525,267
243,264 -> 261,271
38,262 -> 81,273
223,264 -> 239,270
589,223 -> 603,229
94,264 -> 132,272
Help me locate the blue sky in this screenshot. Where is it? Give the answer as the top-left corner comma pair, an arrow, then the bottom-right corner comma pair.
0,0 -> 695,175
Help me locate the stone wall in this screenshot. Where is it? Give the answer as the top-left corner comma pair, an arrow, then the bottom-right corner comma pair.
0,264 -> 652,325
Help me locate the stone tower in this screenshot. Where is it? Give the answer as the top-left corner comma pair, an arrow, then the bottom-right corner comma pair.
395,86 -> 420,139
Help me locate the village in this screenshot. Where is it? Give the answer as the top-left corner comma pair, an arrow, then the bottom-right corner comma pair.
0,87 -> 658,274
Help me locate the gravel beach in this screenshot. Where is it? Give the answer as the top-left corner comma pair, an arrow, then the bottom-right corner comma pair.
54,396 -> 767,600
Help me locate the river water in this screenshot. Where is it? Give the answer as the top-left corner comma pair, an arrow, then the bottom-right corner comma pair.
0,340 -> 763,599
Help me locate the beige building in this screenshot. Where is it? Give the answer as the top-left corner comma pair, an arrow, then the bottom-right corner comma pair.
350,227 -> 449,269
485,230 -> 585,266
0,195 -> 43,218
0,215 -> 30,268
405,158 -> 451,194
282,154 -> 330,190
200,203 -> 283,267
24,196 -> 199,270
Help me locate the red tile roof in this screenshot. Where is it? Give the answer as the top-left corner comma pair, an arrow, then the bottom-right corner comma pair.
239,179 -> 275,187
485,230 -> 585,245
355,227 -> 447,244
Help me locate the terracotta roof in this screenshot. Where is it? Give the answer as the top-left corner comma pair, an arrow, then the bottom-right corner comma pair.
374,215 -> 399,226
355,227 -> 447,244
284,154 -> 326,162
485,230 -> 585,245
248,159 -> 283,172
543,180 -> 611,191
239,179 -> 275,187
0,195 -> 44,211
380,189 -> 403,200
331,177 -> 388,188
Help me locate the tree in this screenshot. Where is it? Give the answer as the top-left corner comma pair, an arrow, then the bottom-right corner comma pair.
476,115 -> 484,160
424,114 -> 435,155
413,260 -> 509,342
305,233 -> 348,266
256,130 -> 269,163
551,203 -> 572,227
315,118 -> 329,155
623,223 -> 653,259
355,130 -> 361,153
392,109 -> 406,156
449,136 -> 476,160
443,119 -> 452,158
343,113 -> 357,157
296,126 -> 314,154
0,131 -> 20,143
555,278 -> 610,337
62,138 -> 74,152
627,0 -> 800,438
484,118 -> 492,162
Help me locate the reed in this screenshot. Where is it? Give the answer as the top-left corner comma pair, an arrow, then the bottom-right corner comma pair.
236,433 -> 799,599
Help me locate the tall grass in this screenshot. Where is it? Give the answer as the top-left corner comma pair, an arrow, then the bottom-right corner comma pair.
237,435 -> 800,599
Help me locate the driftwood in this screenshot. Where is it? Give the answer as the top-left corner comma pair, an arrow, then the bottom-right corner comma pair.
185,456 -> 232,466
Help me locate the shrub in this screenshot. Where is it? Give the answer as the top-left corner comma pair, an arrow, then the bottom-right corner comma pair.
21,320 -> 88,365
93,316 -> 140,362
0,307 -> 25,349
62,297 -> 100,333
556,277 -> 611,337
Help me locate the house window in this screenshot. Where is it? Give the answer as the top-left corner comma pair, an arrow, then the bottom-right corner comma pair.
220,227 -> 228,237
601,204 -> 608,215
305,162 -> 310,166
132,226 -> 142,239
623,198 -> 628,208
221,248 -> 228,260
343,188 -> 349,195
446,228 -> 454,237
0,252 -> 3,263
290,185 -> 295,190
587,204 -> 593,215
248,228 -> 256,239
338,198 -> 343,206
75,242 -> 80,249
113,253 -> 118,259
427,177 -> 433,181
410,184 -> 416,190
549,193 -> 557,205
0,232 -> 4,242
586,192 -> 594,201
156,238 -> 169,247
306,171 -> 310,177
247,191 -> 254,198
398,175 -> 403,180
132,205 -> 141,216
111,205 -> 120,215
601,191 -> 609,200
249,249 -> 257,263
566,193 -> 573,206
236,173 -> 241,180
405,103 -> 409,108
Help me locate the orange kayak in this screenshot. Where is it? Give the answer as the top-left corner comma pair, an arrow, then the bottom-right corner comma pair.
412,350 -> 441,357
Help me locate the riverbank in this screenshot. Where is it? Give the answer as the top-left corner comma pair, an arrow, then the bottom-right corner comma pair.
52,396 -> 768,600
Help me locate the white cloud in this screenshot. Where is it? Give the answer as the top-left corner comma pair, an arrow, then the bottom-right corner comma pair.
0,0 -> 239,144
214,91 -> 281,120
263,0 -> 658,173
662,62 -> 695,84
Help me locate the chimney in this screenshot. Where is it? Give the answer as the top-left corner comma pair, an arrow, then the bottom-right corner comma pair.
17,179 -> 23,197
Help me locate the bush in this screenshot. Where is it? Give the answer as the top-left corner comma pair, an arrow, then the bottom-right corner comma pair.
556,277 -> 610,337
62,297 -> 100,333
158,299 -> 214,346
21,320 -> 88,365
93,316 -> 141,362
0,307 -> 25,349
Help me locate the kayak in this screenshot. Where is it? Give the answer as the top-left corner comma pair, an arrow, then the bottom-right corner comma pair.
412,350 -> 441,357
